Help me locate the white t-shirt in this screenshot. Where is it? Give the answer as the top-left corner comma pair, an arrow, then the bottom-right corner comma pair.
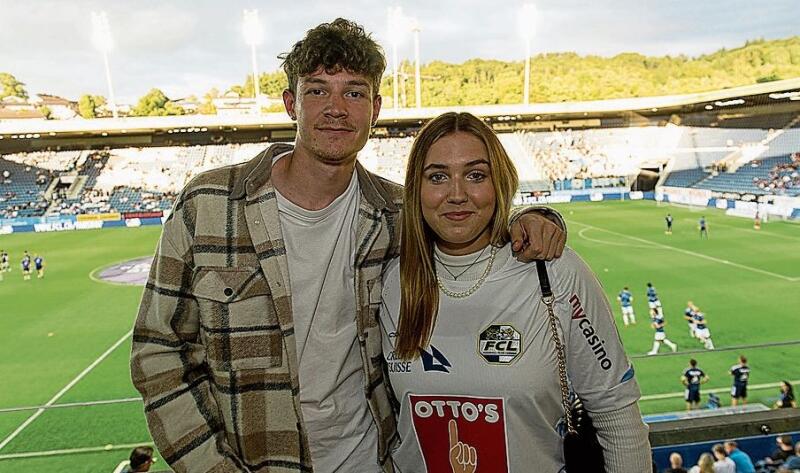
713,457 -> 736,473
380,245 -> 641,473
275,153 -> 377,472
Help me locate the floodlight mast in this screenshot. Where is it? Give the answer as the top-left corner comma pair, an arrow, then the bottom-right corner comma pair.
519,3 -> 537,106
91,11 -> 118,118
387,7 -> 404,109
243,9 -> 263,114
410,18 -> 422,109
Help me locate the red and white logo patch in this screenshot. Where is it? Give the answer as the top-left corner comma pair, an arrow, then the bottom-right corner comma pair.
409,394 -> 509,473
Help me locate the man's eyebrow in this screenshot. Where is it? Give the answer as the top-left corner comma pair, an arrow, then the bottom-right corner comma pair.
301,78 -> 369,88
346,79 -> 370,88
302,77 -> 328,86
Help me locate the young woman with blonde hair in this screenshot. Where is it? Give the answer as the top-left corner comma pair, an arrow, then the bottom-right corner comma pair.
380,112 -> 650,472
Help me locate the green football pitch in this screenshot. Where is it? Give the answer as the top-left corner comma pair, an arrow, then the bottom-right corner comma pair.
0,199 -> 798,472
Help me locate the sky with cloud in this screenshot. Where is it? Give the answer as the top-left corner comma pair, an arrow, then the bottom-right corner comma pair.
1,0 -> 797,103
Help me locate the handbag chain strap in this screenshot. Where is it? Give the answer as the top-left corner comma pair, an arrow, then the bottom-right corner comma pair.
536,261 -> 577,435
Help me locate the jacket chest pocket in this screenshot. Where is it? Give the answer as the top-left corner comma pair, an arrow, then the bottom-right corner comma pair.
192,267 -> 283,371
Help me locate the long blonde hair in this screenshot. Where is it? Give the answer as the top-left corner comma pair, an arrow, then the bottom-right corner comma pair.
696,453 -> 715,473
395,112 -> 519,360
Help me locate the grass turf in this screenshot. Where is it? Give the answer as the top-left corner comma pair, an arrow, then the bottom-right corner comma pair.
0,200 -> 798,471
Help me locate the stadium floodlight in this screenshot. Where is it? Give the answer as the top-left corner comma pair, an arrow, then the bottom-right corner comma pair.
409,17 -> 422,109
91,11 -> 118,119
242,9 -> 263,113
518,3 -> 538,105
387,6 -> 405,109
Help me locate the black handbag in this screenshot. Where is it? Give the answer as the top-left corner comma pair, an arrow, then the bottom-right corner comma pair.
535,260 -> 606,473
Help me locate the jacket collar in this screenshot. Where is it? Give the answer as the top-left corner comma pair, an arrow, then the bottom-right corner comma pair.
231,143 -> 399,213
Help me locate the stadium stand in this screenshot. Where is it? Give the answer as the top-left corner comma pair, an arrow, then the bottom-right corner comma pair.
2,121 -> 799,218
0,158 -> 53,218
693,154 -> 800,196
662,168 -> 712,188
650,409 -> 800,472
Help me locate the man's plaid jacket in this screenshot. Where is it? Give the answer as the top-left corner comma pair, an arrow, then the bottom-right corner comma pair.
131,143 -> 402,472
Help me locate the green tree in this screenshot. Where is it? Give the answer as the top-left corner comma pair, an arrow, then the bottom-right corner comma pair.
197,88 -> 218,115
260,71 -> 288,97
231,35 -> 800,107
0,72 -> 28,99
131,88 -> 185,116
78,95 -> 97,118
78,95 -> 107,118
37,105 -> 52,119
756,74 -> 781,83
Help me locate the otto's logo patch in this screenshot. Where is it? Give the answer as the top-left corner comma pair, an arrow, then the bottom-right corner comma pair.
409,394 -> 509,473
478,325 -> 521,364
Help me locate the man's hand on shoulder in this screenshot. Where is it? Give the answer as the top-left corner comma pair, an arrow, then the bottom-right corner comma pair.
510,212 -> 566,262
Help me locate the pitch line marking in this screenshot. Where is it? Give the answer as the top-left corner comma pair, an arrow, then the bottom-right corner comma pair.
699,219 -> 800,243
577,227 -> 658,249
630,339 -> 800,359
0,397 -> 142,414
0,442 -> 154,461
640,379 -> 800,401
0,330 -> 133,453
566,219 -> 800,282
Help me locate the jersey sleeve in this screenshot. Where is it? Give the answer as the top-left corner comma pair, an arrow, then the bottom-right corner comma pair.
549,248 -> 641,414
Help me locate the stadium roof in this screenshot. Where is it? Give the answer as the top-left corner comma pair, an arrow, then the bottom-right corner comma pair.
1,77 -> 799,151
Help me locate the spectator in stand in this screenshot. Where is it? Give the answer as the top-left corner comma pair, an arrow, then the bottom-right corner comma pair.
775,380 -> 797,409
689,453 -> 715,473
768,435 -> 796,464
783,442 -> 800,470
725,441 -> 756,473
665,452 -> 688,473
118,446 -> 155,472
712,444 -> 736,473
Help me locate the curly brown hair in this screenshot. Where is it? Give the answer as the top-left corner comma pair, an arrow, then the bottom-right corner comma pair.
279,18 -> 386,96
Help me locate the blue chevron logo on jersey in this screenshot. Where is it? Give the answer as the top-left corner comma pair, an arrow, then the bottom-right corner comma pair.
420,345 -> 451,373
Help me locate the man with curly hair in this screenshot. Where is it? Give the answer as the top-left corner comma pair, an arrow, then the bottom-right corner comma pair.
132,18 -> 565,473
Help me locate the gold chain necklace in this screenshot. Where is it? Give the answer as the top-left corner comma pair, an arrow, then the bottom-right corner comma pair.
434,246 -> 487,281
436,245 -> 497,299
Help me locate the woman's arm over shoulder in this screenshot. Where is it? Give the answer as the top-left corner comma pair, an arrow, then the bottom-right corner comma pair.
548,248 -> 641,413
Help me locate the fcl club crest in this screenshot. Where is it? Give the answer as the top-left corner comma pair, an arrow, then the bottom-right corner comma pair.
478,324 -> 521,364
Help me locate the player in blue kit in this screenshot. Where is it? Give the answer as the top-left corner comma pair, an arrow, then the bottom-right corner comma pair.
681,359 -> 709,410
21,252 -> 31,281
646,282 -> 662,314
699,216 -> 708,239
647,308 -> 677,355
33,254 -> 44,279
0,250 -> 9,273
617,286 -> 636,326
730,355 -> 750,406
686,301 -> 714,350
684,303 -> 697,338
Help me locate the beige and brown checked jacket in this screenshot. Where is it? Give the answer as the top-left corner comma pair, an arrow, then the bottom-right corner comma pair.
131,143 -> 402,473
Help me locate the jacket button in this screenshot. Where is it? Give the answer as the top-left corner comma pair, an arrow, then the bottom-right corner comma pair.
224,288 -> 233,297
